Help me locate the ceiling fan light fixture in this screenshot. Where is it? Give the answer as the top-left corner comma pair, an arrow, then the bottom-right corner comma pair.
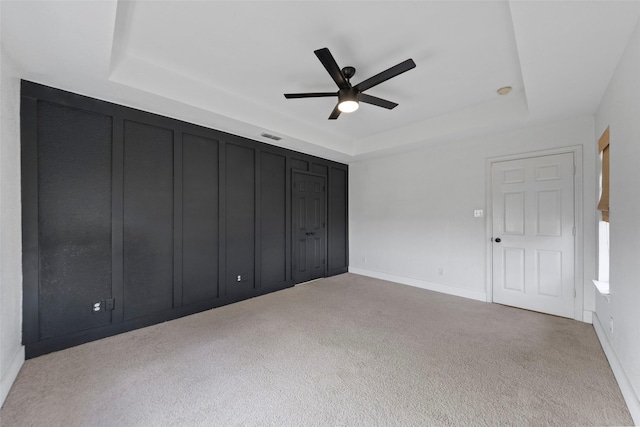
338,87 -> 359,113
338,100 -> 359,113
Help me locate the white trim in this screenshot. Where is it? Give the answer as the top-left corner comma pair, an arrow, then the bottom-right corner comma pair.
1,346 -> 24,406
593,313 -> 640,425
582,310 -> 593,324
592,279 -> 611,301
485,145 -> 585,321
348,267 -> 487,302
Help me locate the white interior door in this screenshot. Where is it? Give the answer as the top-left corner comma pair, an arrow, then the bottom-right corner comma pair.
492,153 -> 575,318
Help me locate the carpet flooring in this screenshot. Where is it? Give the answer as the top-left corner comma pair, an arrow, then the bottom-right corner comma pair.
0,273 -> 633,426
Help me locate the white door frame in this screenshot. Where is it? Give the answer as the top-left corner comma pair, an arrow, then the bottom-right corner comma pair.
485,145 -> 584,321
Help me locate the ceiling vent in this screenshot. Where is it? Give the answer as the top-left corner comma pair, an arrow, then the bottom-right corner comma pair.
261,133 -> 282,141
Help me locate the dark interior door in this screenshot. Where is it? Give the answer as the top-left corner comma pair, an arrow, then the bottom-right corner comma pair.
293,173 -> 326,283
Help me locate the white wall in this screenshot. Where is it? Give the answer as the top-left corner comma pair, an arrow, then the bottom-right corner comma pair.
593,18 -> 640,424
349,115 -> 596,312
0,13 -> 24,404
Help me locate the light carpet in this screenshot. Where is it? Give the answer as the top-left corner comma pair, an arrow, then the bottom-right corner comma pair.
0,273 -> 632,426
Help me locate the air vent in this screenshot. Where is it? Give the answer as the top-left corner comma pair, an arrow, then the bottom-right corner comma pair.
261,133 -> 282,141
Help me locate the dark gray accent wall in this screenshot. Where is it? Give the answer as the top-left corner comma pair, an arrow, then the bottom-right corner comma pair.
37,101 -> 113,339
182,133 -> 220,305
123,121 -> 175,320
21,81 -> 348,358
260,152 -> 287,287
328,167 -> 349,274
224,143 -> 256,298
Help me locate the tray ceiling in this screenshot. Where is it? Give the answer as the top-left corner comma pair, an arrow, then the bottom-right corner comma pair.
2,1 -> 639,162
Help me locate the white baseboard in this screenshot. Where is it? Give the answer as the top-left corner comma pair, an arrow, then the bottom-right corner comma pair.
583,310 -> 593,324
348,267 -> 487,302
1,346 -> 24,407
593,313 -> 640,425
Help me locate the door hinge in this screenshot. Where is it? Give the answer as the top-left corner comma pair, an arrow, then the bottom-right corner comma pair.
323,259 -> 325,265
574,289 -> 577,298
573,165 -> 576,175
573,227 -> 576,236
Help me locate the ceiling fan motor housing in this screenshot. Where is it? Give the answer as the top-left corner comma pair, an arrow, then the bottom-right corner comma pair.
339,87 -> 359,102
342,66 -> 356,81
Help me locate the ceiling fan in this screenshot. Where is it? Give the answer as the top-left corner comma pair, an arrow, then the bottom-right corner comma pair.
284,47 -> 416,120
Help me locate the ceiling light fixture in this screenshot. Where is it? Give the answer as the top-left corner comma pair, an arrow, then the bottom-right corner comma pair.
497,86 -> 512,96
338,100 -> 359,113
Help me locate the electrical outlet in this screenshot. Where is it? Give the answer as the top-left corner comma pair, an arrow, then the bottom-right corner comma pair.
237,275 -> 242,282
609,317 -> 614,334
92,300 -> 103,313
438,267 -> 444,276
474,210 -> 484,218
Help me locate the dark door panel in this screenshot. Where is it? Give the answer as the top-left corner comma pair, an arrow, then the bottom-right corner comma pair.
293,173 -> 326,283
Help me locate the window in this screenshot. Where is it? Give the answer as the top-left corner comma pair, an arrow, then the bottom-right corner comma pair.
597,127 -> 610,222
596,128 -> 610,292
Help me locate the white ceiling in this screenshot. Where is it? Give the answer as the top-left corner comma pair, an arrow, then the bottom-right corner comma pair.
2,1 -> 639,163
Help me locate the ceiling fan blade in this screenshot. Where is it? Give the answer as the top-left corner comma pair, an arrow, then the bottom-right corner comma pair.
328,103 -> 341,120
315,48 -> 350,90
284,92 -> 337,99
354,59 -> 416,92
358,93 -> 398,110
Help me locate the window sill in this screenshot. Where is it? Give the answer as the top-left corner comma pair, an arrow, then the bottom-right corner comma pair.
592,280 -> 610,302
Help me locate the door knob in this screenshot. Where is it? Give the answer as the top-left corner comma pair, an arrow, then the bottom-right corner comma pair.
306,232 -> 316,236
494,238 -> 501,243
